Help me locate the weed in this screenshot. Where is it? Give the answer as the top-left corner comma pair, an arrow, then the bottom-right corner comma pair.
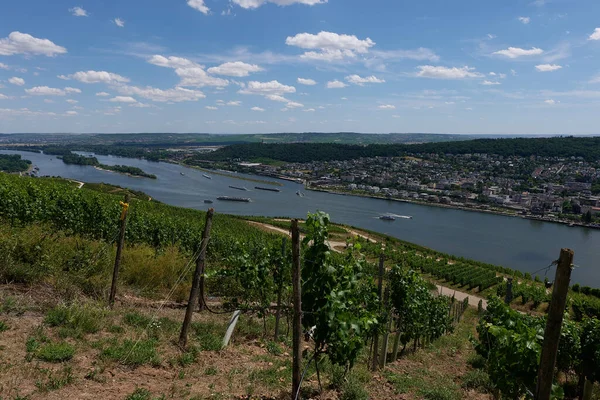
85,367 -> 107,383
191,321 -> 224,351
204,366 -> 218,376
123,311 -> 153,329
36,342 -> 75,363
467,353 -> 487,369
265,340 -> 282,356
248,359 -> 290,390
461,369 -> 494,393
340,375 -> 369,400
420,386 -> 460,400
45,303 -> 106,338
176,346 -> 198,367
108,324 -> 124,334
35,366 -> 74,392
125,388 -> 152,400
101,338 -> 160,367
0,296 -> 24,315
0,320 -> 8,332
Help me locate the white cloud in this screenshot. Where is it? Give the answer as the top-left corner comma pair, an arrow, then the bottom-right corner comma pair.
117,85 -> 206,102
378,104 -> 396,110
148,55 -> 198,68
66,99 -> 78,104
297,78 -> 317,86
266,94 -> 289,102
114,18 -> 125,28
251,106 -> 265,111
8,77 -> 25,86
370,48 -> 440,62
286,101 -> 304,108
482,80 -> 501,85
64,87 -> 81,94
43,99 -> 54,104
545,99 -> 557,105
487,34 -> 497,39
63,70 -> 130,84
239,80 -> 296,95
518,16 -> 531,24
176,67 -> 230,87
0,32 -> 67,57
536,64 -> 562,72
303,108 -> 315,112
0,94 -> 8,100
206,106 -> 218,110
25,86 -> 70,96
187,0 -> 210,14
232,0 -> 327,9
416,65 -> 484,79
110,96 -> 137,103
286,31 -> 375,61
69,7 -> 89,17
227,100 -> 242,106
345,74 -> 385,85
0,63 -> 8,70
65,111 -> 78,116
326,80 -> 347,88
207,61 -> 263,77
493,47 -> 543,58
589,28 -> 600,41
96,92 -> 110,97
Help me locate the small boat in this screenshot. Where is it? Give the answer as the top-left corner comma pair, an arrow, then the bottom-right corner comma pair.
229,185 -> 248,191
296,191 -> 305,197
204,200 -> 213,204
379,215 -> 396,221
203,174 -> 212,179
255,186 -> 281,192
217,196 -> 251,202
180,172 -> 185,176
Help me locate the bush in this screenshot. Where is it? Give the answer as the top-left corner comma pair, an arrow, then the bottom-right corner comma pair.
341,376 -> 369,400
36,342 -> 75,362
461,370 -> 494,393
467,353 -> 486,370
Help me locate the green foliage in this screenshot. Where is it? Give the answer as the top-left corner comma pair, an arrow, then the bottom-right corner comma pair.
191,321 -> 225,351
101,338 -> 160,367
36,342 -> 76,363
45,303 -> 106,338
340,375 -> 369,400
580,318 -> 600,383
0,320 -> 7,332
35,366 -> 74,392
0,154 -> 31,172
461,370 -> 494,393
301,211 -> 378,369
389,268 -> 451,347
125,388 -> 154,400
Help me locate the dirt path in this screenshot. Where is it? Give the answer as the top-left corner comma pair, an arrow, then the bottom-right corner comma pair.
248,221 -> 488,310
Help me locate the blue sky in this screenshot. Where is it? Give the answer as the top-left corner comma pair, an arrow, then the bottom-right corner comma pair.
1,0 -> 600,134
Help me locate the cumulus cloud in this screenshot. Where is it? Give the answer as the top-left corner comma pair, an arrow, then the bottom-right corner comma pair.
266,94 -> 289,102
114,18 -> 125,27
416,66 -> 484,79
187,0 -> 210,14
96,92 -> 110,97
207,62 -> 263,77
285,101 -> 304,108
286,31 -> 375,61
62,70 -> 130,84
206,106 -> 218,110
371,48 -> 440,62
109,96 -> 137,103
227,101 -> 242,106
345,74 -> 385,85
25,86 -> 70,96
66,99 -> 78,104
518,16 -> 530,24
148,55 -> 198,68
589,28 -> 600,41
239,80 -> 296,95
0,32 -> 67,57
65,111 -> 78,116
536,64 -> 562,72
117,85 -> 206,102
378,104 -> 396,109
251,106 -> 265,111
65,87 -> 81,94
69,7 -> 89,17
326,80 -> 347,88
8,77 -> 25,86
0,63 -> 8,70
297,78 -> 317,85
482,80 -> 501,85
493,47 -> 543,58
545,99 -> 557,105
232,0 -> 327,9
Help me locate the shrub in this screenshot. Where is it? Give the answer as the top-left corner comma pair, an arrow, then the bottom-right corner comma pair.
340,376 -> 368,400
467,353 -> 486,370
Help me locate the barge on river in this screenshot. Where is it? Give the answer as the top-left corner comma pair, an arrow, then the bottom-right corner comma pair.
255,186 -> 281,192
217,196 -> 251,203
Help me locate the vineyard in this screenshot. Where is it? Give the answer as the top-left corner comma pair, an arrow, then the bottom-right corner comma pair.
1,173 -> 600,399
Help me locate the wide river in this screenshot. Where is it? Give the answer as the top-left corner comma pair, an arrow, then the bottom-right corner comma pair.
3,150 -> 599,286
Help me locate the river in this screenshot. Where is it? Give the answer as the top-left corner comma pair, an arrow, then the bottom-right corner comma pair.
2,150 -> 599,286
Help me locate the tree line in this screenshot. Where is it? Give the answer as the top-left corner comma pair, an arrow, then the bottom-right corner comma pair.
0,154 -> 32,173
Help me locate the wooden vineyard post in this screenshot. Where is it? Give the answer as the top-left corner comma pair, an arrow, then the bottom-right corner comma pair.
380,286 -> 391,369
179,209 -> 214,349
372,253 -> 385,371
291,220 -> 302,400
535,248 -> 574,400
109,194 -> 130,308
274,236 -> 286,340
197,209 -> 214,312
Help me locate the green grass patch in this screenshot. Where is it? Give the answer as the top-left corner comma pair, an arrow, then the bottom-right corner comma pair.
36,342 -> 76,363
0,320 -> 8,332
124,388 -> 166,400
191,321 -> 225,351
461,369 -> 494,393
45,303 -> 107,338
35,366 -> 74,392
101,338 -> 160,367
